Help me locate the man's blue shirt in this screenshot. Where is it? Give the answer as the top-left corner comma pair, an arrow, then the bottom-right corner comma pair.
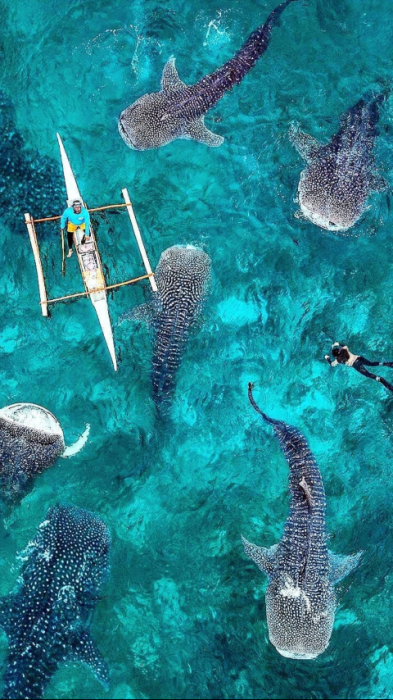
60,206 -> 90,231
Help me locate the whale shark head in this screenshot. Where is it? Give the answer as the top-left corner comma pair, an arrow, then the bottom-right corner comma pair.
298,162 -> 369,232
266,577 -> 336,660
119,92 -> 184,151
0,403 -> 65,503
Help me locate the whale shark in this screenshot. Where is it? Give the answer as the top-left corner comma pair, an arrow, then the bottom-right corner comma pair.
119,0 -> 300,150
0,403 -> 89,505
0,504 -> 110,699
243,384 -> 362,660
121,245 -> 211,411
0,91 -> 64,232
290,91 -> 388,231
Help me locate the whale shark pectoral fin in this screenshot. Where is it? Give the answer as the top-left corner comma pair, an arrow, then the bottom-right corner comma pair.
0,595 -> 16,636
161,57 -> 187,92
182,117 -> 224,147
328,550 -> 363,584
289,123 -> 320,162
242,536 -> 278,577
72,631 -> 109,689
0,598 -> 10,633
369,173 -> 388,193
118,301 -> 157,327
62,424 -> 90,458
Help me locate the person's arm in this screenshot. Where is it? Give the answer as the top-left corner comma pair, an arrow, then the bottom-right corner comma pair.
83,207 -> 91,235
325,355 -> 338,367
60,208 -> 68,230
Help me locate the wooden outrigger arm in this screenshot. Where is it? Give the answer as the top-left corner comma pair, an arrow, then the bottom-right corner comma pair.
24,213 -> 49,317
122,188 -> 158,293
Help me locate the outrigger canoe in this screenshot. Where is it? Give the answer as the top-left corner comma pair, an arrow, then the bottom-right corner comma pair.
24,138 -> 157,373
56,133 -> 117,371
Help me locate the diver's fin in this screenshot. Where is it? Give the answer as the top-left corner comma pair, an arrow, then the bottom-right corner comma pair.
118,301 -> 157,326
242,536 -> 278,577
72,631 -> 109,689
289,123 -> 320,162
62,424 -> 90,458
161,57 -> 187,92
328,550 -> 363,584
182,116 -> 224,147
369,173 -> 388,192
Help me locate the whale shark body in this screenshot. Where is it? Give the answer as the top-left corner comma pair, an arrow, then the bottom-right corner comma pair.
0,91 -> 63,232
122,245 -> 211,411
243,384 -> 362,659
119,0 -> 299,150
0,403 -> 89,505
290,91 -> 388,231
0,504 -> 110,699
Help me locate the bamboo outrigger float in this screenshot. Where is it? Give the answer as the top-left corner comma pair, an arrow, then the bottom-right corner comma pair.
25,134 -> 157,372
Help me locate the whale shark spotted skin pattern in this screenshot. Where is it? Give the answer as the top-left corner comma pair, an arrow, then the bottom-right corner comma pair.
290,91 -> 388,232
243,384 -> 362,660
0,91 -> 63,232
0,404 -> 65,505
151,245 -> 211,409
119,0 -> 299,150
0,504 -> 110,699
121,245 -> 211,411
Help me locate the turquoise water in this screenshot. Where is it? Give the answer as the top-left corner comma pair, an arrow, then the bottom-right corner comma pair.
1,0 -> 393,697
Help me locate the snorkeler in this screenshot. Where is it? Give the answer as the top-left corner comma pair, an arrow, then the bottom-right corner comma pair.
60,199 -> 91,258
325,343 -> 393,393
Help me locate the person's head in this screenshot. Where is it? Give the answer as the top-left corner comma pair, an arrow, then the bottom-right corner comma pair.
72,199 -> 82,214
332,344 -> 350,363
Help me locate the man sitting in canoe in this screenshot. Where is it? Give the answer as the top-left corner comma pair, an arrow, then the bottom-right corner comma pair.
60,199 -> 91,258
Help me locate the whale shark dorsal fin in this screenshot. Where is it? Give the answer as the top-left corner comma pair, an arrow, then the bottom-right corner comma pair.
182,116 -> 224,147
161,57 -> 187,93
242,536 -> 278,577
72,631 -> 109,689
328,550 -> 363,584
289,123 -> 320,163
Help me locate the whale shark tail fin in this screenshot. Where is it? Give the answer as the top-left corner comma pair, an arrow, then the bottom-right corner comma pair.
247,382 -> 284,427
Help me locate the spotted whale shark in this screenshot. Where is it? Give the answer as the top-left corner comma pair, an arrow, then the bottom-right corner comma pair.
121,245 -> 211,411
290,91 -> 388,231
0,91 -> 63,232
0,504 -> 110,699
0,403 -> 89,505
119,0 -> 300,150
243,384 -> 362,660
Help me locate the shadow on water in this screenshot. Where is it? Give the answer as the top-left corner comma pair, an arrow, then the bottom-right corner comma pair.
0,90 -> 63,232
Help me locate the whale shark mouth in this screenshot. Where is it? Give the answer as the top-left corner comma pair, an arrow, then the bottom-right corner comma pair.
276,648 -> 319,660
118,114 -> 137,150
299,201 -> 350,232
0,403 -> 64,438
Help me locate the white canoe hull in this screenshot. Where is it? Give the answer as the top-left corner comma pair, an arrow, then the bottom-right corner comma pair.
56,133 -> 117,371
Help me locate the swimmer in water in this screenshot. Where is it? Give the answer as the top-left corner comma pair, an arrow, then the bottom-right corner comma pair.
325,342 -> 393,394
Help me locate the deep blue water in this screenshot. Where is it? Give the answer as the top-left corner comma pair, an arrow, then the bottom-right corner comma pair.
0,0 -> 393,698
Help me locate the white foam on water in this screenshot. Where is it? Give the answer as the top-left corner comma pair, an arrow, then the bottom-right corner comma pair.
62,424 -> 90,458
0,403 -> 64,439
